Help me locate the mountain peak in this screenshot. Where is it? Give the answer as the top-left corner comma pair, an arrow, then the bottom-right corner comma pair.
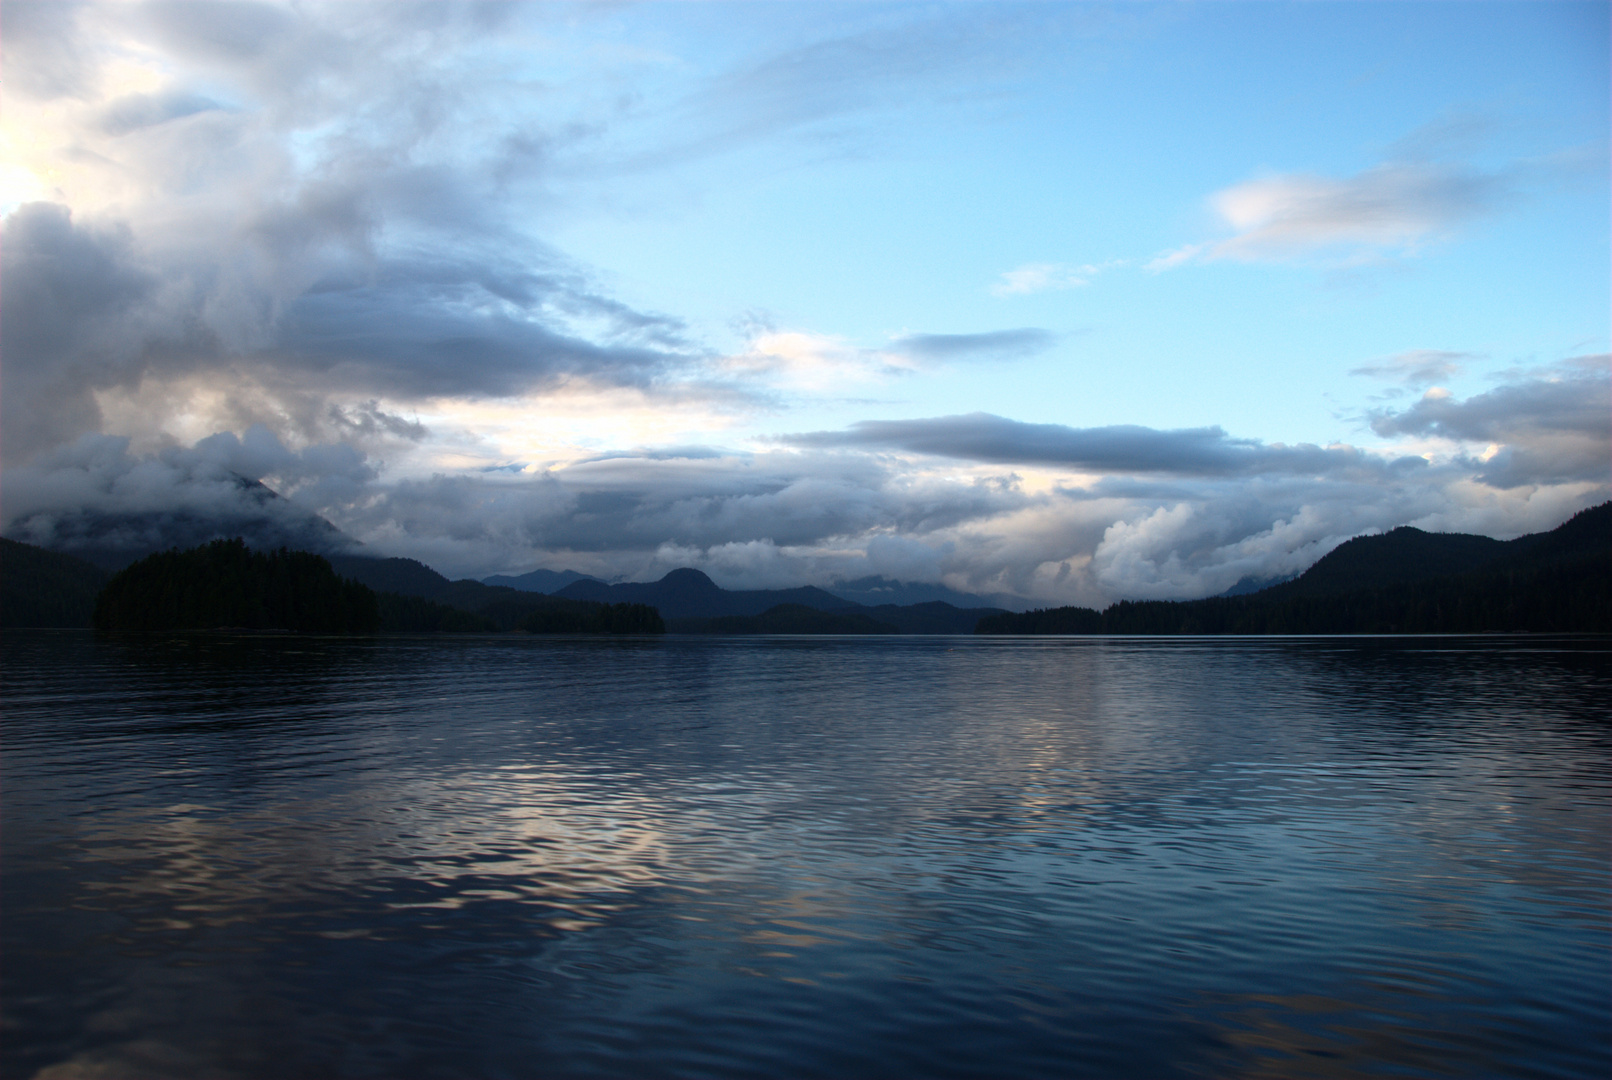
658,567 -> 721,591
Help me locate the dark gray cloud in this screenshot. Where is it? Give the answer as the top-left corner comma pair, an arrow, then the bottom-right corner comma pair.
0,202 -> 698,460
785,413 -> 1426,479
0,204 -> 156,461
890,329 -> 1057,363
1368,363 -> 1610,488
271,257 -> 693,398
1369,365 -> 1608,443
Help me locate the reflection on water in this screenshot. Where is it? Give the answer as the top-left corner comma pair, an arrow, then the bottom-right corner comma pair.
3,632 -> 1608,1079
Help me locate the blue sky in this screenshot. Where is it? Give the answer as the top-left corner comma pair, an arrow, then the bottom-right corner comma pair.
3,1 -> 1607,603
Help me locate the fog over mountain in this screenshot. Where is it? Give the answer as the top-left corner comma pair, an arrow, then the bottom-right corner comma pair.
2,2 -> 1605,607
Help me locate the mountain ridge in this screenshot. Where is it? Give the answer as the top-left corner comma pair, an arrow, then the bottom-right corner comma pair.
977,502 -> 1611,635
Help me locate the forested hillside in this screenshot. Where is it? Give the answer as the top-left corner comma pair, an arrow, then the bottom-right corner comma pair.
94,539 -> 380,633
978,502 -> 1611,635
1,539 -> 110,628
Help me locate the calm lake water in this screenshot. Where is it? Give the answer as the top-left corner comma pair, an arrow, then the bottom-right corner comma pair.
3,631 -> 1608,1079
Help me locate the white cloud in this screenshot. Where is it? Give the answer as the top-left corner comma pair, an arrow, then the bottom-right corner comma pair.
990,262 -> 1091,296
719,330 -> 910,391
1205,163 -> 1504,262
1143,244 -> 1203,273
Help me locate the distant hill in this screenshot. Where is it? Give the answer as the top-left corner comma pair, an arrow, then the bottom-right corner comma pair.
858,601 -> 1007,634
979,503 -> 1611,635
825,575 -> 1026,612
1,538 -> 110,627
326,553 -> 652,632
550,568 -> 1009,632
482,568 -> 603,593
554,567 -> 856,620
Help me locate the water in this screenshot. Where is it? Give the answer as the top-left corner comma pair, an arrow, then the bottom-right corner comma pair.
3,631 -> 1608,1079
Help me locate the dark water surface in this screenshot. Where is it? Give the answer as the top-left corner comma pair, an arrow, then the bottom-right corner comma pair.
3,631 -> 1608,1079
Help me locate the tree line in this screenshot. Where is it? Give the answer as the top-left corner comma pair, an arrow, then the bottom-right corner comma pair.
977,550 -> 1609,635
89,539 -> 663,634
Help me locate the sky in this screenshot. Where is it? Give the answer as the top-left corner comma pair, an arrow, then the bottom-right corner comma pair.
3,0 -> 1607,605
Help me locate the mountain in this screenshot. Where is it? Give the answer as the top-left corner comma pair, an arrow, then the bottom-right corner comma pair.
553,567 -> 856,620
858,601 -> 1008,634
978,503 -> 1611,635
824,575 -> 1027,612
1,538 -> 111,627
1259,530 -> 1509,600
14,475 -> 355,571
326,554 -> 460,600
482,568 -> 603,593
1218,573 -> 1294,597
325,553 -> 643,632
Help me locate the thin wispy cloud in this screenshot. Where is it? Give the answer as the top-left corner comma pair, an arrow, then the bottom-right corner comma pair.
1148,161 -> 1513,271
1350,350 -> 1472,387
991,263 -> 1091,296
1147,110 -> 1552,271
1206,162 -> 1509,263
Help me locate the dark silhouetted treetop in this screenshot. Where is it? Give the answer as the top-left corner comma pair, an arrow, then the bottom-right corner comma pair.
93,538 -> 379,633
521,602 -> 665,635
1,538 -> 110,628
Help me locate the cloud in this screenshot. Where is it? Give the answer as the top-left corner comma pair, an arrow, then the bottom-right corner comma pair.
97,89 -> 225,136
1144,244 -> 1203,273
7,414 -> 1603,604
1204,163 -> 1507,262
887,329 -> 1057,362
1146,112 -> 1572,271
2,428 -> 371,561
0,200 -> 700,461
617,4 -> 1130,174
1350,350 -> 1471,387
784,413 -> 1424,479
1,0 -> 95,100
990,263 -> 1090,296
719,330 -> 901,390
1367,360 -> 1610,488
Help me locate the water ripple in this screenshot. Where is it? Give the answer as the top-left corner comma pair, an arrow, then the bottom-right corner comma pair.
3,631 -> 1608,1079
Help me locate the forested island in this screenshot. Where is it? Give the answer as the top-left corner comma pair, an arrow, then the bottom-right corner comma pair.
978,502 -> 1611,635
2,538 -> 662,635
95,539 -> 380,632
